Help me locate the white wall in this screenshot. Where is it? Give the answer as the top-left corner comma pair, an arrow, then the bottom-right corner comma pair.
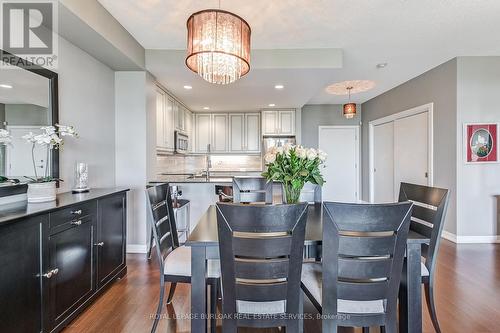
57,36 -> 116,192
457,57 -> 500,239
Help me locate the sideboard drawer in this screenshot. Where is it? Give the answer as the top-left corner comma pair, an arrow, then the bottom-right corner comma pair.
49,201 -> 97,229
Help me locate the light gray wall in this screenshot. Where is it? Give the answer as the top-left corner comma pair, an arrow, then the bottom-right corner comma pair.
301,104 -> 361,148
57,36 -> 116,192
361,59 -> 458,234
456,57 -> 500,237
5,104 -> 49,126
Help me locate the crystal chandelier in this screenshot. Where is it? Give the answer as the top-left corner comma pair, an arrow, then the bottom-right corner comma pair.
186,9 -> 251,85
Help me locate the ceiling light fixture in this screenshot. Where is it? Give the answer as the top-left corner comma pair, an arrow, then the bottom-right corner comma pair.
0,84 -> 13,89
343,87 -> 356,119
376,63 -> 388,69
268,104 -> 276,107
203,106 -> 210,110
183,85 -> 193,89
325,80 -> 375,95
274,84 -> 284,89
186,2 -> 251,85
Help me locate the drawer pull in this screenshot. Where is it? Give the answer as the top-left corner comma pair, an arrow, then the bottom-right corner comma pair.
71,219 -> 82,226
95,242 -> 104,247
41,268 -> 59,279
71,209 -> 82,215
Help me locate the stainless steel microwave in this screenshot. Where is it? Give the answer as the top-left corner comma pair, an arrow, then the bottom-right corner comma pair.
175,131 -> 189,154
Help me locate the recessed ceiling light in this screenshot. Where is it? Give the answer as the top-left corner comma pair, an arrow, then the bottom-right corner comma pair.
183,85 -> 192,90
203,106 -> 210,110
376,63 -> 388,69
0,84 -> 13,89
274,84 -> 284,89
268,103 -> 276,107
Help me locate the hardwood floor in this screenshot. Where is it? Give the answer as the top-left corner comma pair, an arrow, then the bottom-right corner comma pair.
63,240 -> 500,333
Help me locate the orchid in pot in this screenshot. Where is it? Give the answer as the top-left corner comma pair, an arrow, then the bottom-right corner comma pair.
22,124 -> 77,202
262,144 -> 327,204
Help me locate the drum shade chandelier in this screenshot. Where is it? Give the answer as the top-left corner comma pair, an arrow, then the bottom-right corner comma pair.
186,7 -> 251,85
343,87 -> 357,119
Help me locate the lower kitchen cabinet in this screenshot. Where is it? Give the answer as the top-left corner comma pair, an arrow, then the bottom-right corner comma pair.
0,188 -> 128,333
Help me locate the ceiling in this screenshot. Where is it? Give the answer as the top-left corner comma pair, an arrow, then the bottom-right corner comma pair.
0,67 -> 49,107
99,0 -> 500,111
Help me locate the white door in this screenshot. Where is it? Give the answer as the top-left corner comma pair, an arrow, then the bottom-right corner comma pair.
195,114 -> 211,152
6,126 -> 47,178
394,112 -> 429,196
262,111 -> 278,135
279,110 -> 295,135
373,122 -> 394,203
245,113 -> 261,152
212,114 -> 228,152
319,126 -> 359,202
229,114 -> 245,152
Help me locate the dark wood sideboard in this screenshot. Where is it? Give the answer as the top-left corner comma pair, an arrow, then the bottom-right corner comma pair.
0,188 -> 129,333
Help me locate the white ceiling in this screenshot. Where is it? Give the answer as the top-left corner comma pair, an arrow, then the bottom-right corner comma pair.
99,0 -> 500,111
0,67 -> 49,107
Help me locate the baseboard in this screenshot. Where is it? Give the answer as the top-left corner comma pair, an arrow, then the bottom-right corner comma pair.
126,244 -> 148,253
441,231 -> 500,244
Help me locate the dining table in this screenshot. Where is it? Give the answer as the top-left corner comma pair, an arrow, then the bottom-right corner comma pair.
186,203 -> 429,333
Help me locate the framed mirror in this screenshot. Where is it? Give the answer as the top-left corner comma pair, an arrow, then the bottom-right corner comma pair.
0,50 -> 59,197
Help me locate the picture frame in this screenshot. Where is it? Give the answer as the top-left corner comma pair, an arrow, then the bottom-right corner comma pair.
463,123 -> 499,164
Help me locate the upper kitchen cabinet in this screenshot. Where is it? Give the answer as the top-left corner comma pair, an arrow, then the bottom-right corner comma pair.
261,110 -> 295,136
229,113 -> 261,153
175,103 -> 189,132
212,114 -> 229,152
195,113 -> 212,152
155,88 -> 175,152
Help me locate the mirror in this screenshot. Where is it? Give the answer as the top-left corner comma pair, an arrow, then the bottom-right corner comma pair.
0,50 -> 59,196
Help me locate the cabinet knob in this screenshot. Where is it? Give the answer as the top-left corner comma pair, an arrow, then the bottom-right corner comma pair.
95,242 -> 104,247
71,219 -> 82,226
71,209 -> 82,215
41,268 -> 59,279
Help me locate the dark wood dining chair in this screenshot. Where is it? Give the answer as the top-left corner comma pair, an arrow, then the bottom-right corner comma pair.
232,176 -> 273,203
216,202 -> 309,332
301,201 -> 413,333
398,182 -> 450,333
146,184 -> 220,333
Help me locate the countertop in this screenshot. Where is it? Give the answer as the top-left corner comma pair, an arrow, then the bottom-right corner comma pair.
0,188 -> 129,226
153,172 -> 263,184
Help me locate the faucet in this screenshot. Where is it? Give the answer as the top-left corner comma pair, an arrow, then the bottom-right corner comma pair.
205,144 -> 211,181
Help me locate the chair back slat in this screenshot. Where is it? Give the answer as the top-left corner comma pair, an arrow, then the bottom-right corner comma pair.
233,177 -> 273,204
339,235 -> 396,257
217,202 -> 308,326
338,258 -> 392,280
337,280 -> 389,301
146,184 -> 179,265
322,201 -> 412,316
398,182 -> 450,275
235,259 -> 289,280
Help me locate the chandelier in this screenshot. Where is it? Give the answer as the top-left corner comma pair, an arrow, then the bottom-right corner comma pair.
186,9 -> 251,85
343,87 -> 356,119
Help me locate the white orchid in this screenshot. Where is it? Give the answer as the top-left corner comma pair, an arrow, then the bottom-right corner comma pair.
307,148 -> 318,160
318,149 -> 328,162
56,124 -> 77,137
0,129 -> 12,145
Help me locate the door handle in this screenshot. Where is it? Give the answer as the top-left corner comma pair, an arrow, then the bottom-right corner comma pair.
70,219 -> 82,226
71,209 -> 82,215
94,242 -> 104,247
41,268 -> 59,279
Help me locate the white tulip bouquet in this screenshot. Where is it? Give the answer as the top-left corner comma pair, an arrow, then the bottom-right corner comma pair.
262,144 -> 327,204
22,124 -> 77,182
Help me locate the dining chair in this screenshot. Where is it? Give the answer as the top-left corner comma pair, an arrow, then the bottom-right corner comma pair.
216,202 -> 309,332
232,176 -> 273,203
146,184 -> 220,333
301,201 -> 413,333
398,182 -> 450,333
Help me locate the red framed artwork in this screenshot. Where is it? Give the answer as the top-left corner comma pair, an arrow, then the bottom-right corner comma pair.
464,123 -> 498,163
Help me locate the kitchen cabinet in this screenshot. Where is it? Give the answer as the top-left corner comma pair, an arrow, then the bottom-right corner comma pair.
0,189 -> 128,333
195,113 -> 212,152
229,113 -> 261,153
175,103 -> 188,132
155,89 -> 175,152
261,110 -> 295,136
185,109 -> 193,152
212,113 -> 229,152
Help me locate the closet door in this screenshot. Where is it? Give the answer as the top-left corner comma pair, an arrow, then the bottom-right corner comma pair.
373,122 -> 394,203
393,112 -> 429,197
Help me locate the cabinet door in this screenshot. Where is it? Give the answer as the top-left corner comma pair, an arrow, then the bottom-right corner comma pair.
196,114 -> 212,152
229,114 -> 245,152
262,111 -> 278,135
155,89 -> 165,149
97,193 -> 126,288
0,216 -> 45,333
212,114 -> 228,152
164,97 -> 175,150
245,113 -> 261,152
47,218 -> 94,329
279,110 -> 295,135
185,110 -> 193,152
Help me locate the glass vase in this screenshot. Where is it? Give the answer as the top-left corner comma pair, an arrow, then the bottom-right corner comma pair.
283,183 -> 302,204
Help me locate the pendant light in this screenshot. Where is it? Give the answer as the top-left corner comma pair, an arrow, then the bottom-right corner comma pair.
186,1 -> 251,85
343,87 -> 356,119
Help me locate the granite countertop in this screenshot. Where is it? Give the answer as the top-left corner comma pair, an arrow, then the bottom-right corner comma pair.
0,188 -> 129,226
